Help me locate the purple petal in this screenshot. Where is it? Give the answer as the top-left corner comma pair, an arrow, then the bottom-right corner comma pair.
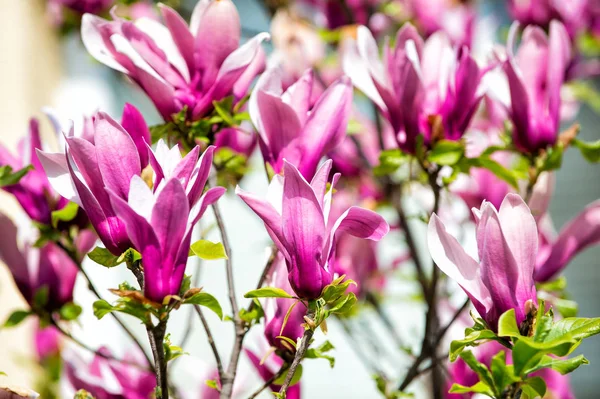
536,201 -> 600,282
171,145 -> 199,188
428,214 -> 491,318
298,76 -> 353,179
189,186 -> 226,227
0,213 -> 30,300
159,4 -> 195,72
282,69 -> 314,124
121,103 -> 151,168
151,179 -> 189,264
282,160 -> 329,298
193,0 -> 241,88
310,160 -> 333,208
94,112 -> 141,199
187,145 -> 215,206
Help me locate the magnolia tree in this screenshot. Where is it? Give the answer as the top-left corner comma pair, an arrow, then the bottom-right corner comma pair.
2,0 -> 600,398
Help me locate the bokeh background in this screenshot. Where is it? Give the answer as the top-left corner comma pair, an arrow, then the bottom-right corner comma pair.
0,0 -> 599,397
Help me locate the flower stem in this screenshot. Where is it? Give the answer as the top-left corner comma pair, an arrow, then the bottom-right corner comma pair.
278,308 -> 316,397
147,318 -> 169,399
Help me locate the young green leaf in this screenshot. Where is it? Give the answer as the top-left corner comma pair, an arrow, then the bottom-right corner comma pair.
273,364 -> 303,387
305,341 -> 336,368
51,202 -> 79,228
448,382 -> 494,396
93,300 -> 116,320
88,247 -> 124,268
59,303 -> 82,321
183,292 -> 223,320
524,354 -> 589,375
244,287 -> 294,299
521,376 -> 547,399
0,165 -> 33,187
497,309 -> 522,339
189,239 -> 228,260
428,140 -> 465,166
3,310 -> 32,328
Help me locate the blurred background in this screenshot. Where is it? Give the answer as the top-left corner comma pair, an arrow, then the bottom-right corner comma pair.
0,0 -> 599,397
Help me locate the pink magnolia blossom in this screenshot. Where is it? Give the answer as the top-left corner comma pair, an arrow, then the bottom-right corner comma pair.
249,67 -> 353,180
428,193 -> 538,330
343,24 -> 484,153
108,143 -> 225,302
503,21 -> 571,153
65,347 -> 155,399
528,173 -> 600,282
49,0 -> 113,15
81,0 -> 268,122
237,160 -> 389,299
34,324 -> 61,362
37,105 -> 151,255
404,0 -> 476,48
0,118 -> 69,225
0,213 -> 79,312
507,0 -> 589,37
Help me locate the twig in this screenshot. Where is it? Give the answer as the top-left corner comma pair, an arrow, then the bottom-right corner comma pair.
278,308 -> 316,396
195,305 -> 224,379
436,298 -> 470,342
247,366 -> 287,399
51,319 -> 148,370
147,319 -> 169,399
59,241 -> 155,371
211,202 -> 245,399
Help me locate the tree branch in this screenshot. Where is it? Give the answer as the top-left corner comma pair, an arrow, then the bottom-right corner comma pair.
247,366 -> 287,399
147,319 -> 169,399
195,305 -> 224,379
278,308 -> 316,396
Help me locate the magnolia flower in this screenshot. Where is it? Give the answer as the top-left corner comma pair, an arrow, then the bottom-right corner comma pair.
263,252 -> 306,353
343,24 -> 483,153
237,159 -> 389,299
296,0 -> 384,33
34,324 -> 61,362
503,21 -> 571,153
527,173 -> 600,282
0,213 -> 79,312
49,0 -> 113,15
507,0 -> 589,37
81,0 -> 269,122
245,348 -> 301,399
108,145 -> 225,303
65,347 -> 155,399
404,0 -> 476,48
270,9 -> 326,83
447,340 -> 575,399
428,193 -> 538,330
249,67 -> 353,180
37,106 -> 150,255
0,118 -> 69,225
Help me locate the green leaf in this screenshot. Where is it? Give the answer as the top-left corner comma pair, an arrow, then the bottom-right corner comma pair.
490,351 -> 519,394
373,149 -> 408,176
553,298 -> 578,318
305,340 -> 336,368
321,279 -> 356,304
183,292 -> 223,320
545,317 -> 600,343
239,299 -> 264,325
93,300 -> 116,320
74,389 -> 96,399
51,202 -> 79,228
536,277 -> 567,292
327,292 -> 357,315
572,138 -> 600,163
524,354 -> 589,375
33,286 -> 49,309
59,303 -> 82,321
205,379 -> 219,391
540,143 -> 564,171
449,329 -> 501,362
212,99 -> 236,126
273,364 -> 303,387
459,351 -> 495,391
428,140 -> 465,166
448,382 -> 494,397
568,80 -> 600,113
521,376 -> 546,399
189,239 -> 228,260
88,247 -> 124,268
244,287 -> 294,299
3,310 -> 31,328
0,165 -> 33,187
471,157 -> 519,188
497,309 -> 522,339
163,334 -> 188,362
0,371 -> 5,377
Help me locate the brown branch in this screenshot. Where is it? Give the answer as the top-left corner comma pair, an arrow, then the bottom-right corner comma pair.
278,308 -> 316,397
247,366 -> 287,399
195,305 -> 224,379
147,319 -> 169,399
